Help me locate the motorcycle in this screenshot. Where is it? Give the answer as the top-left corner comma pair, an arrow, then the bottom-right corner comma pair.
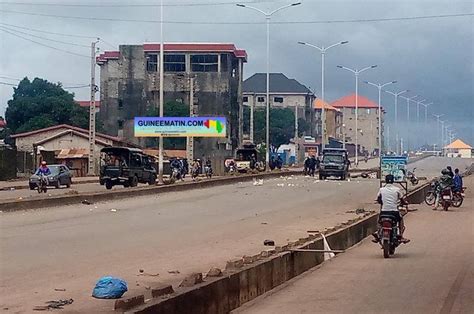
407,168 -> 419,185
228,164 -> 236,175
435,187 -> 453,211
424,181 -> 439,206
452,187 -> 466,208
37,174 -> 48,194
170,167 -> 182,184
204,165 -> 213,179
377,214 -> 401,258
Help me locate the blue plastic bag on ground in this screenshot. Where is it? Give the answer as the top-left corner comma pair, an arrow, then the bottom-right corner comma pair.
92,276 -> 128,299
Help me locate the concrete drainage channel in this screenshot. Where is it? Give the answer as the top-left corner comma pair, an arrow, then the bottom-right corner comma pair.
115,181 -> 433,313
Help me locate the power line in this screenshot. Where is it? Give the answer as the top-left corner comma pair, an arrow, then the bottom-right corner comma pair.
0,22 -> 96,38
63,84 -> 90,89
0,28 -> 90,59
0,76 -> 21,81
0,0 -> 268,7
0,25 -> 90,48
0,9 -> 472,24
0,81 -> 17,86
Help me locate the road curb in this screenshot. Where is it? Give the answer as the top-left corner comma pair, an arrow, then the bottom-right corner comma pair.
129,181 -> 431,313
0,179 -> 98,191
0,171 -> 299,212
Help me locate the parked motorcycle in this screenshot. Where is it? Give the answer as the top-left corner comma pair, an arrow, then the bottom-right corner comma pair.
170,167 -> 182,184
377,214 -> 401,258
407,168 -> 419,185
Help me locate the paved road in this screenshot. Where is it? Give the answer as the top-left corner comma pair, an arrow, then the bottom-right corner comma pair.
0,157 -> 471,312
235,175 -> 474,314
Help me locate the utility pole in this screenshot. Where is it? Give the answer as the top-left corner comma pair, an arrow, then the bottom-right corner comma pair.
158,0 -> 164,184
88,39 -> 99,176
384,89 -> 408,155
250,94 -> 254,143
294,103 -> 298,165
186,76 -> 195,162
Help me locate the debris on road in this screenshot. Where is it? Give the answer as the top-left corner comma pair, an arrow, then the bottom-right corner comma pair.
110,209 -> 117,212
168,270 -> 180,274
137,271 -> 159,277
263,239 -> 275,246
54,288 -> 66,292
33,299 -> 73,311
355,208 -> 366,214
277,183 -> 285,187
253,178 -> 264,186
206,267 -> 223,278
92,276 -> 128,299
81,199 -> 93,205
179,273 -> 203,287
261,222 -> 268,225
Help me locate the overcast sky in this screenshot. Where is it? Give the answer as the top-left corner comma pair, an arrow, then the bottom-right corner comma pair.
0,0 -> 472,145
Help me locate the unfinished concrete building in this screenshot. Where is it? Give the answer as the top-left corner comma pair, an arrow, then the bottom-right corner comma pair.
96,43 -> 247,159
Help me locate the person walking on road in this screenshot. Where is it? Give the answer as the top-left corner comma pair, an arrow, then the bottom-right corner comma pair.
453,168 -> 463,193
309,155 -> 317,177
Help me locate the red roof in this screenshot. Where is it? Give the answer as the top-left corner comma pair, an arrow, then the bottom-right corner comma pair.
0,119 -> 6,128
97,43 -> 247,63
76,100 -> 100,108
330,93 -> 380,109
11,124 -> 119,142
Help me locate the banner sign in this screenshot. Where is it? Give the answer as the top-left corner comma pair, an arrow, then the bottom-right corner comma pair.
134,117 -> 227,137
381,156 -> 408,182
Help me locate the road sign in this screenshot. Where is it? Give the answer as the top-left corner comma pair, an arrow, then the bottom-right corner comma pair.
134,117 -> 227,137
381,155 -> 408,182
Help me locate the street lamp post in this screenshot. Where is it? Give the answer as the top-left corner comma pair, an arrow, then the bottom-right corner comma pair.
400,95 -> 419,152
158,0 -> 165,184
237,2 -> 301,169
432,114 -> 444,150
337,65 -> 377,164
364,80 -> 397,157
421,102 -> 432,149
298,40 -> 348,150
384,89 -> 408,154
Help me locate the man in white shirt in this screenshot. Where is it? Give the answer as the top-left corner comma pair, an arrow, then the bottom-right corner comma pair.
373,174 -> 410,243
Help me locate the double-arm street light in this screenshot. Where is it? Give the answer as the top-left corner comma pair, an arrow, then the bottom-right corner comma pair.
384,89 -> 408,154
298,40 -> 348,149
337,65 -> 377,164
364,80 -> 397,156
432,114 -> 444,150
421,102 -> 432,148
237,2 -> 301,168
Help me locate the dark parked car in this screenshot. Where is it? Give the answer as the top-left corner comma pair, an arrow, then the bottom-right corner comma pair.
319,148 -> 350,180
29,164 -> 72,190
99,147 -> 157,189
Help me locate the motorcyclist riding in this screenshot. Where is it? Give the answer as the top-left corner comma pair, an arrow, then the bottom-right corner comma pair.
373,174 -> 410,243
446,166 -> 454,178
435,168 -> 454,209
36,161 -> 51,185
170,158 -> 183,180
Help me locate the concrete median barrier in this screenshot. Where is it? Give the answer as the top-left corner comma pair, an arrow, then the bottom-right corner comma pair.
0,170 -> 300,212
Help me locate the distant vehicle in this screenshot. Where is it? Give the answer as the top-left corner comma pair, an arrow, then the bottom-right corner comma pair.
29,164 -> 72,190
319,148 -> 349,180
235,143 -> 265,173
99,147 -> 157,190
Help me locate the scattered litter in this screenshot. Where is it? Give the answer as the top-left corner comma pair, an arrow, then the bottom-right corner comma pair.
137,272 -> 159,277
54,288 -> 66,292
324,180 -> 329,182
313,180 -> 320,183
89,208 -> 94,212
92,276 -> 128,299
18,197 -> 23,200
347,179 -> 351,182
10,187 -> 15,191
48,194 -> 52,197
276,183 -> 285,187
66,190 -> 79,195
263,239 -> 275,246
206,267 -> 223,278
253,178 -> 264,186
179,273 -> 203,287
261,222 -> 268,225
139,269 -> 144,273
110,209 -> 117,212
355,208 -> 366,214
81,200 -> 93,205
33,299 -> 73,311
168,270 -> 180,274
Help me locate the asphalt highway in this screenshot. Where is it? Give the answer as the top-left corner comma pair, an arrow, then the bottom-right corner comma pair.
0,157 -> 471,312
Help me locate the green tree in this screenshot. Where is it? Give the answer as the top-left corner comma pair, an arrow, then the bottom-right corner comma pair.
144,100 -> 190,149
254,108 -> 296,151
5,77 -> 90,134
